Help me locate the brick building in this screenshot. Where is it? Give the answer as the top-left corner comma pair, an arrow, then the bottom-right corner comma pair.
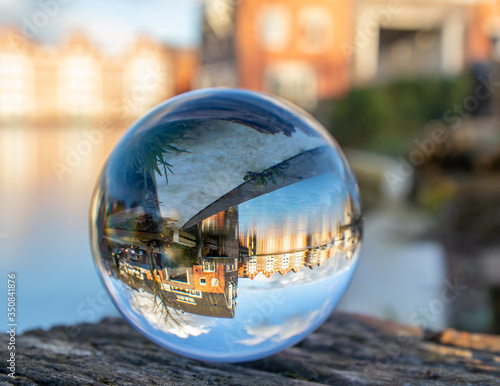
197,0 -> 352,110
197,0 -> 500,109
239,195 -> 361,279
0,28 -> 197,124
118,256 -> 238,319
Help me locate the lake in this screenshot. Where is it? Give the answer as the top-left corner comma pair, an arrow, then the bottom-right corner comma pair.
0,125 -> 447,334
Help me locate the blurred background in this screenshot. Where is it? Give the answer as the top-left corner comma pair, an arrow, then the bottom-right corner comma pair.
0,0 -> 499,336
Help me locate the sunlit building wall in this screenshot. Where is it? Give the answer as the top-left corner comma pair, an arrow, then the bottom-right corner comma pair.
240,226 -> 307,278
0,51 -> 34,118
468,0 -> 500,62
121,37 -> 174,119
351,0 -> 488,84
0,29 -> 195,124
58,54 -> 103,118
239,192 -> 360,278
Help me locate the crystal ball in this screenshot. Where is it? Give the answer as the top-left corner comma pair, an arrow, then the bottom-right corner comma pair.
90,88 -> 362,362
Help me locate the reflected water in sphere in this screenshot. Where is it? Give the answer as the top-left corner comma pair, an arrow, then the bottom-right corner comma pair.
90,88 -> 363,362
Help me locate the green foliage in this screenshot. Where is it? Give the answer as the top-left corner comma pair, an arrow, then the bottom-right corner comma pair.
322,75 -> 472,154
120,122 -> 190,187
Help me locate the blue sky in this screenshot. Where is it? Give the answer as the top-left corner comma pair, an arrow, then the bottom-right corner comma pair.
0,0 -> 201,49
239,173 -> 345,237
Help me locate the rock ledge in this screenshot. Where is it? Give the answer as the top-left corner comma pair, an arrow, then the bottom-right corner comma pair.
1,312 -> 500,385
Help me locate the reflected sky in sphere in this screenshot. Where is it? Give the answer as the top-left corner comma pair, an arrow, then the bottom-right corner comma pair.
90,88 -> 362,362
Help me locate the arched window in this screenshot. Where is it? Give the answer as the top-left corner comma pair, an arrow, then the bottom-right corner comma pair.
297,6 -> 333,53
0,53 -> 34,117
264,62 -> 318,110
124,54 -> 170,117
58,55 -> 102,117
259,5 -> 291,51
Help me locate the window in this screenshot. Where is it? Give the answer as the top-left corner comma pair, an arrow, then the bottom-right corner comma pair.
282,253 -> 289,270
228,282 -> 236,305
264,62 -> 317,110
58,55 -> 102,117
211,278 -> 219,286
295,252 -> 304,268
248,257 -> 257,273
259,5 -> 290,51
124,55 -> 170,117
176,295 -> 195,304
205,0 -> 234,39
200,278 -> 206,285
227,258 -> 237,271
161,283 -> 171,291
0,53 -> 34,117
266,256 -> 274,272
229,282 -> 237,299
203,260 -> 216,272
297,6 -> 333,53
377,29 -> 441,81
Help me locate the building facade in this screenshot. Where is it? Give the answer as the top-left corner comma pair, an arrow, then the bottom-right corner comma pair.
351,0 -> 478,84
198,0 -> 352,110
198,0 -> 500,107
0,28 -> 197,124
119,256 -> 238,318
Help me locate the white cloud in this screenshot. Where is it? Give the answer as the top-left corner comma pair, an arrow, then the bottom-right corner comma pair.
129,289 -> 217,339
238,297 -> 333,346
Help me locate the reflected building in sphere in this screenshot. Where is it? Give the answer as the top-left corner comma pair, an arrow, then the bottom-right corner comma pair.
117,253 -> 238,318
239,194 -> 361,279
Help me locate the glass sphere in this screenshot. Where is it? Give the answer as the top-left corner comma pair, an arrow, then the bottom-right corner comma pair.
90,88 -> 362,362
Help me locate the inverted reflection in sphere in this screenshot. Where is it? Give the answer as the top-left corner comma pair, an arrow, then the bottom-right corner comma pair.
90,88 -> 363,362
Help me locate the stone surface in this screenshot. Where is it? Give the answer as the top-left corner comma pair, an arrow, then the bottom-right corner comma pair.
1,312 -> 500,385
